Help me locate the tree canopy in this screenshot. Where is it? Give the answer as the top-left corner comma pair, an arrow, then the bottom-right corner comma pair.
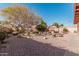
52,22 -> 60,28
1,5 -> 41,28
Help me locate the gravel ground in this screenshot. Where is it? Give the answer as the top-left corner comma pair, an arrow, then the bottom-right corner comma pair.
0,33 -> 79,56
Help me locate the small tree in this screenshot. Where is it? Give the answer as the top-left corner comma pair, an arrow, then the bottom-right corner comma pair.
52,22 -> 60,33
36,20 -> 47,32
52,23 -> 60,28
1,5 -> 41,35
60,24 -> 64,27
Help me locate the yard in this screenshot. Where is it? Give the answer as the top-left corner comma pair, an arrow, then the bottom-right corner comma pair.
0,32 -> 79,56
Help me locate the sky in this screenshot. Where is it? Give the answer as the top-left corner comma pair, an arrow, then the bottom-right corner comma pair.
0,3 -> 74,26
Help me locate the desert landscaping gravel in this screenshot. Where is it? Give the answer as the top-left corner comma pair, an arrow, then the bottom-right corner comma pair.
0,33 -> 79,56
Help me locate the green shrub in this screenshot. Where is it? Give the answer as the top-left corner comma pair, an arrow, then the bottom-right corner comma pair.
36,24 -> 47,32
36,20 -> 47,32
63,28 -> 69,33
74,31 -> 77,33
0,32 -> 7,44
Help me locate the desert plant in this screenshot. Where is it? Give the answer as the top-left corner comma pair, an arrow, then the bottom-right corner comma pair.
36,20 -> 47,32
52,22 -> 60,28
2,5 -> 41,32
74,31 -> 77,33
63,28 -> 69,33
2,27 -> 13,34
0,32 -> 7,44
52,23 -> 61,33
60,24 -> 64,27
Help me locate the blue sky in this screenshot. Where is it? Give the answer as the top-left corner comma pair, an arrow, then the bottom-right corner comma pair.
0,3 -> 74,26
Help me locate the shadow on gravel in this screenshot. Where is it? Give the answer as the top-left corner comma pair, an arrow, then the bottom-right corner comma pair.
0,36 -> 79,56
